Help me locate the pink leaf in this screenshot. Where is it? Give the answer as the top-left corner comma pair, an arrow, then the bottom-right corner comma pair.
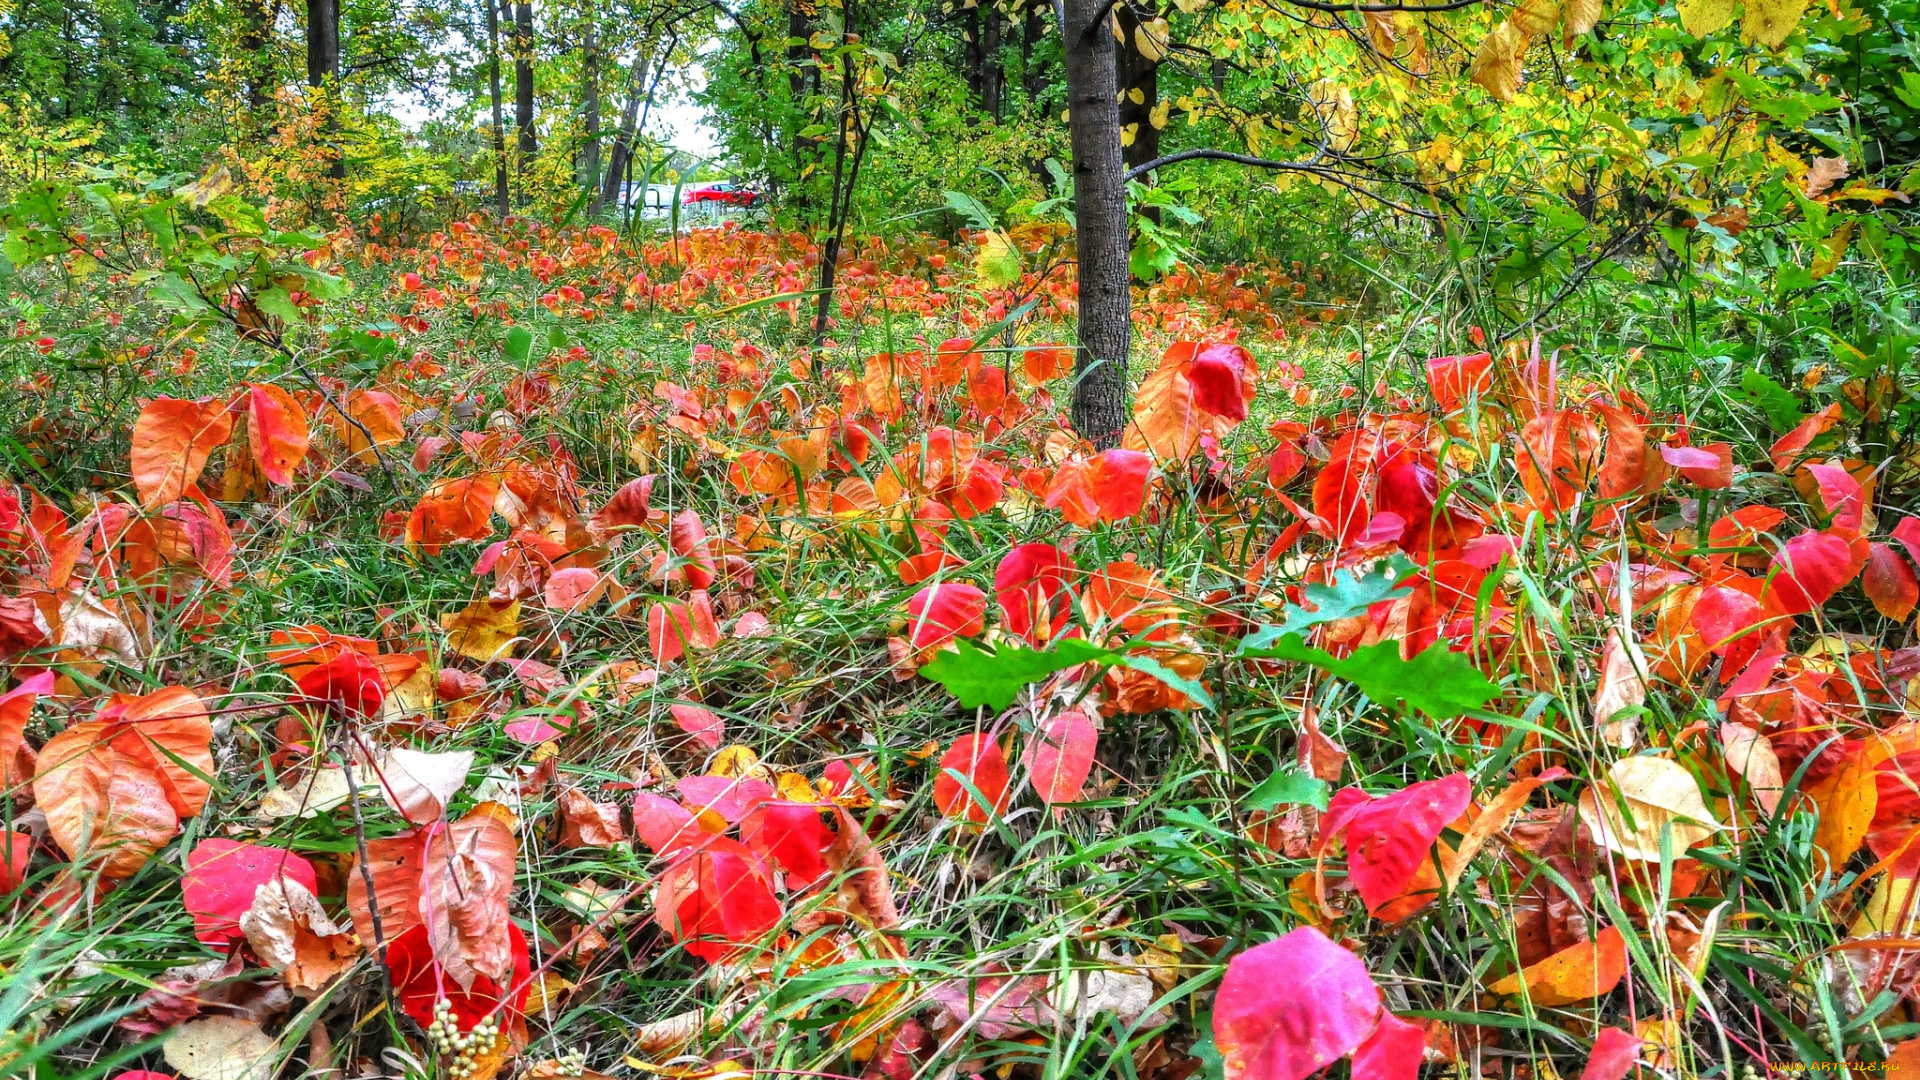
1189,342 -> 1252,422
1212,926 -> 1384,1080
1806,462 -> 1864,532
676,775 -> 776,823
1764,529 -> 1863,614
670,703 -> 725,750
1023,711 -> 1098,805
995,543 -> 1074,644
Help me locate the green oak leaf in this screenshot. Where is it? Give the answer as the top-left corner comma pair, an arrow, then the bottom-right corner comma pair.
1237,555 -> 1417,656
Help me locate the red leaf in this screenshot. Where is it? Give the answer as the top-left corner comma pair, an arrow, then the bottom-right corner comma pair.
246,384 -> 311,487
181,840 -> 319,945
906,583 -> 987,650
1023,711 -> 1097,806
654,838 -> 783,963
1896,516 -> 1920,566
1349,1012 -> 1425,1080
1689,585 -> 1765,670
669,510 -> 717,589
1769,402 -> 1841,472
590,475 -> 657,539
1764,529 -> 1866,614
670,702 -> 724,749
1212,926 -> 1383,1080
1865,542 -> 1919,622
1806,462 -> 1865,531
387,921 -> 531,1032
1086,448 -> 1150,522
0,830 -> 33,894
648,592 -> 721,664
994,543 -> 1074,644
296,651 -> 386,719
741,800 -> 832,887
1709,505 -> 1787,550
1189,342 -> 1252,422
1425,352 -> 1493,413
1324,774 -> 1470,915
932,733 -> 1010,823
1578,1027 -> 1642,1080
0,670 -> 53,793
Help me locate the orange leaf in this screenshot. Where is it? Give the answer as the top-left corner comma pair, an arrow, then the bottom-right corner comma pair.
346,807 -> 518,989
130,397 -> 234,508
32,687 -> 212,878
246,384 -> 311,486
1487,925 -> 1627,1006
1804,742 -> 1877,870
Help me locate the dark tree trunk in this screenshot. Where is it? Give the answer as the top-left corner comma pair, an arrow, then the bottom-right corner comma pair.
786,0 -> 814,212
982,6 -> 1003,120
1022,0 -> 1048,104
1061,0 -> 1130,446
582,25 -> 601,203
964,7 -> 984,105
486,0 -> 509,217
240,0 -> 272,120
306,0 -> 344,178
513,0 -> 537,174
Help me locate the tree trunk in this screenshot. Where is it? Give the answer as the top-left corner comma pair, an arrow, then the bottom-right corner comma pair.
1061,0 -> 1131,446
241,0 -> 271,121
599,52 -> 647,213
964,7 -> 984,105
982,6 -> 1003,120
1022,0 -> 1047,103
582,25 -> 601,204
486,0 -> 509,217
786,1 -> 814,212
513,0 -> 537,179
306,0 -> 344,179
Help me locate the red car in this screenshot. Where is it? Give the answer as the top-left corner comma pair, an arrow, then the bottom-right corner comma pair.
681,181 -> 761,208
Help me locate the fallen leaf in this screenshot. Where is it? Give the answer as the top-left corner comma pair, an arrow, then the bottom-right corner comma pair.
1577,757 -> 1720,861
162,1017 -> 279,1080
1487,926 -> 1627,1006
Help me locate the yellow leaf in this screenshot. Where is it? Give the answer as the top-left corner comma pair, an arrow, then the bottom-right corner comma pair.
1511,0 -> 1562,39
1561,0 -> 1600,43
1487,926 -> 1628,1006
975,229 -> 1023,289
1149,99 -> 1171,130
1676,0 -> 1735,35
1805,741 -> 1876,869
1851,875 -> 1919,937
1576,756 -> 1721,861
1811,220 -> 1855,280
1742,0 -> 1810,48
1469,21 -> 1527,102
1134,18 -> 1169,62
441,599 -> 522,661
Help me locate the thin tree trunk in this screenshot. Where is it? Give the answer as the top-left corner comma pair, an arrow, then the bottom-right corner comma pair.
241,0 -> 271,123
1022,0 -> 1046,102
964,6 -> 984,105
982,6 -> 1003,120
599,52 -> 648,212
307,0 -> 343,179
786,1 -> 818,213
486,0 -> 509,217
1061,0 -> 1130,446
582,25 -> 602,204
513,0 -> 537,184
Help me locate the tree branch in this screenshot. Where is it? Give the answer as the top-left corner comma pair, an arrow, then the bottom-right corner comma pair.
1124,148 -> 1440,219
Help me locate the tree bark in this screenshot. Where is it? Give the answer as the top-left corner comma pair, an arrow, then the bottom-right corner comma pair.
486,0 -> 509,217
1022,0 -> 1047,103
513,0 -> 537,178
241,0 -> 272,120
582,25 -> 601,204
306,0 -> 344,178
786,0 -> 814,212
1115,6 -> 1159,191
599,52 -> 647,213
982,5 -> 1003,120
1061,0 -> 1131,446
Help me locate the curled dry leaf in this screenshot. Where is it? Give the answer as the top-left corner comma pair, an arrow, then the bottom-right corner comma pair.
373,747 -> 474,824
1591,629 -> 1648,749
1576,757 -> 1720,861
1719,723 -> 1783,815
162,1016 -> 279,1080
240,877 -> 361,991
558,786 -> 627,847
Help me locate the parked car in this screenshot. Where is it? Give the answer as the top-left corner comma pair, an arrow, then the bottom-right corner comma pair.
681,181 -> 761,208
616,182 -> 676,214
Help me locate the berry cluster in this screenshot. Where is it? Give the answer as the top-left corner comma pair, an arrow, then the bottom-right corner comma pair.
553,1049 -> 588,1076
426,999 -> 501,1079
